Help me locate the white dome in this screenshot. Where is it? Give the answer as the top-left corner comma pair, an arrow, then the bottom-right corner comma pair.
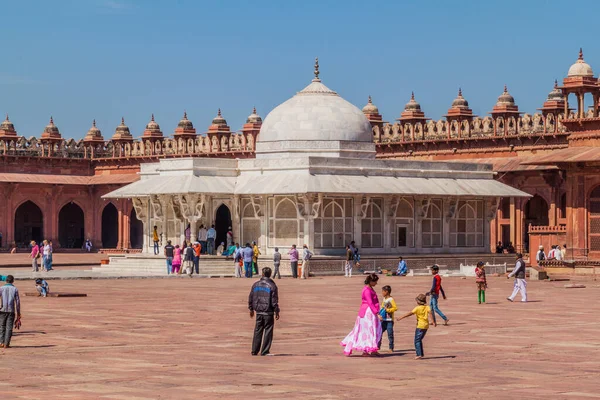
258,80 -> 373,143
568,49 -> 594,77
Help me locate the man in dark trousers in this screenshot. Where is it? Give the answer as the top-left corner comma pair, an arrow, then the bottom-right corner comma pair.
248,267 -> 280,356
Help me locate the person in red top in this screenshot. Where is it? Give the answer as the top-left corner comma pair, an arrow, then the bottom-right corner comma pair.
426,265 -> 449,325
192,242 -> 202,275
475,261 -> 487,304
30,241 -> 40,272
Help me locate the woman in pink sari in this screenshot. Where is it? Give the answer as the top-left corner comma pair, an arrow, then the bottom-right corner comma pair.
341,273 -> 383,356
172,245 -> 182,274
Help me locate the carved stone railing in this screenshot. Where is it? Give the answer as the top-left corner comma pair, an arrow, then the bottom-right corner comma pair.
0,132 -> 257,160
373,111 -> 568,144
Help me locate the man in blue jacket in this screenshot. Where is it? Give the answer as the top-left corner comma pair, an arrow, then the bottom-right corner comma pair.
248,267 -> 280,356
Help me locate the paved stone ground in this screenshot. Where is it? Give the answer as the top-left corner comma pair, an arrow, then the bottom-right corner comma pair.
0,275 -> 598,399
0,253 -> 104,268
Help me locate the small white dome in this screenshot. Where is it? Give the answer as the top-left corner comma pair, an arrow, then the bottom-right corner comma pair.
258,79 -> 372,143
568,48 -> 594,77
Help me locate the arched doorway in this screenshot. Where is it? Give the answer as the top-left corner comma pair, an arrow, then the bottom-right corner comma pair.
215,204 -> 232,248
59,203 -> 85,249
101,203 -> 118,248
129,208 -> 143,249
14,201 -> 43,247
524,195 -> 549,252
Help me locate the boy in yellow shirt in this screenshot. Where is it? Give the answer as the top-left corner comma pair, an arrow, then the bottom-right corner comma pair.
378,285 -> 398,352
396,293 -> 436,359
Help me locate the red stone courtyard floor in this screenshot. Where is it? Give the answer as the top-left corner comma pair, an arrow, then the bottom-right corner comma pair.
0,275 -> 598,399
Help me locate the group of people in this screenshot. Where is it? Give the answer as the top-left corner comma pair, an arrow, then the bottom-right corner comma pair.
233,243 -> 314,279
340,264 -> 450,359
536,244 -> 566,262
163,240 -> 202,276
153,224 -> 234,257
29,240 -> 54,272
495,241 -> 516,254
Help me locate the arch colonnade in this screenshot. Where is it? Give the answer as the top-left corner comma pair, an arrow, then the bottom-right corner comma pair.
0,183 -> 142,250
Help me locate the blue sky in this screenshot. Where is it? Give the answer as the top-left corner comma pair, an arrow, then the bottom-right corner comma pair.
2,0 -> 599,139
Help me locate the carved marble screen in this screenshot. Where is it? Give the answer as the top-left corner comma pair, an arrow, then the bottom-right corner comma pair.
421,199 -> 443,247
268,196 -> 300,248
361,198 -> 383,248
314,198 -> 353,248
450,200 -> 484,247
241,198 -> 261,245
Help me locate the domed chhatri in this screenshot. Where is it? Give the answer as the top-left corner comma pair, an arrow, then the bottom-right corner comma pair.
42,116 -> 61,139
547,80 -> 564,101
212,109 -> 227,127
496,85 -> 515,106
0,114 -> 16,135
143,114 -> 163,138
113,117 -> 133,140
246,107 -> 262,124
404,92 -> 422,111
362,96 -> 379,114
84,119 -> 104,142
567,48 -> 594,77
451,88 -> 469,109
257,58 -> 373,149
178,111 -> 194,130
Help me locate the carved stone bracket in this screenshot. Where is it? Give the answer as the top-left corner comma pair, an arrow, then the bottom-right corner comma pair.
387,195 -> 401,218
176,193 -> 206,223
132,197 -> 147,220
360,196 -> 372,219
486,197 -> 501,221
416,197 -> 431,218
149,194 -> 164,219
249,195 -> 264,218
311,193 -> 323,218
445,197 -> 459,222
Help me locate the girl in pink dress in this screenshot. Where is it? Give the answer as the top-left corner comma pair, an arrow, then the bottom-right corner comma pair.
341,273 -> 383,356
172,245 -> 182,274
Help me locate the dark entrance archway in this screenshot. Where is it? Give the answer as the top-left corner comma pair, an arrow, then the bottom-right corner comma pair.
215,204 -> 232,248
129,209 -> 143,249
59,203 -> 85,249
14,201 -> 43,247
101,203 -> 119,248
524,195 -> 549,252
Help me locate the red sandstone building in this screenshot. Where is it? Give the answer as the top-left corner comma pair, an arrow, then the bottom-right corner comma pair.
1,50 -> 599,267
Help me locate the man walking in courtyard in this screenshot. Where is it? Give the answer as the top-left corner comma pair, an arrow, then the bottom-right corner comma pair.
164,240 -> 174,275
243,243 -> 254,278
207,225 -> 216,255
198,225 -> 208,254
288,244 -> 299,279
152,226 -> 159,255
301,244 -> 313,279
0,275 -> 21,348
507,253 -> 527,302
248,267 -> 280,356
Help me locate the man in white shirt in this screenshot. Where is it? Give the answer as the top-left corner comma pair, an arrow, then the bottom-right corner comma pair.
198,225 -> 208,254
553,244 -> 563,261
536,245 -> 546,263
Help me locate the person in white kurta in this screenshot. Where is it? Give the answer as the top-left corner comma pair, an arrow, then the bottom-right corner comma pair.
507,253 -> 527,302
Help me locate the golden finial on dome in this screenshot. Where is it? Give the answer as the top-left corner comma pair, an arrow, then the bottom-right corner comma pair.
554,79 -> 558,89
579,47 -> 584,61
151,113 -> 155,122
368,95 -> 372,104
313,57 -> 320,82
92,119 -> 96,127
50,116 -> 54,124
217,108 -> 222,117
411,91 -> 415,100
253,106 -> 257,114
458,88 -> 462,96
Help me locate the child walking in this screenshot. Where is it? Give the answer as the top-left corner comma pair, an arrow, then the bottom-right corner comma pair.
273,247 -> 281,279
427,265 -> 449,325
396,293 -> 435,359
475,261 -> 487,304
378,285 -> 397,352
